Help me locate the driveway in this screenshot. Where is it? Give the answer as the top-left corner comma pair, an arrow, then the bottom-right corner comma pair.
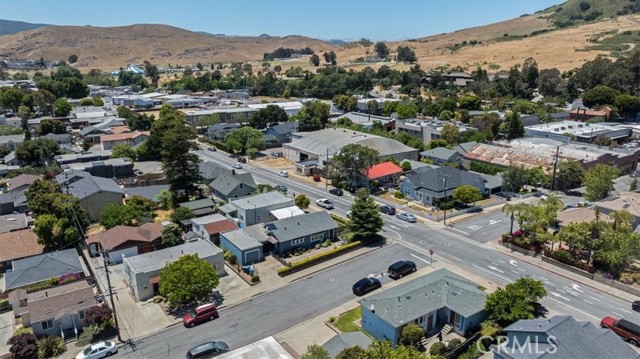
0,310 -> 14,356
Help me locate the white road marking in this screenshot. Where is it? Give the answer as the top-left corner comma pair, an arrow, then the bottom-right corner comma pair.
511,270 -> 519,275
538,276 -> 549,281
468,225 -> 482,230
549,291 -> 571,301
489,220 -> 502,225
590,296 -> 602,302
583,300 -> 594,305
447,254 -> 463,262
498,259 -> 506,264
487,265 -> 504,273
389,225 -> 400,230
509,260 -> 518,267
410,253 -> 430,264
618,308 -> 632,314
571,284 -> 583,293
472,264 -> 511,281
546,297 -> 599,321
612,311 -> 624,317
449,227 -> 469,235
545,281 -> 556,286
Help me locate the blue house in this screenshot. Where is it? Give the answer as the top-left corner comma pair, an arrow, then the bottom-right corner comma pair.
264,121 -> 299,144
359,269 -> 487,345
419,147 -> 463,166
220,228 -> 264,266
265,211 -> 338,256
400,166 -> 486,206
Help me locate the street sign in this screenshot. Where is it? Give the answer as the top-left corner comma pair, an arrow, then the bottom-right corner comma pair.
429,249 -> 434,255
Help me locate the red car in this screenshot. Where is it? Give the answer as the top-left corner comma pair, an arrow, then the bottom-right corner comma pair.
237,157 -> 247,163
601,316 -> 640,346
182,303 -> 219,328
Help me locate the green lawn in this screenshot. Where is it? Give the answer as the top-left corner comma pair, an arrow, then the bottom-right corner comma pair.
335,307 -> 362,333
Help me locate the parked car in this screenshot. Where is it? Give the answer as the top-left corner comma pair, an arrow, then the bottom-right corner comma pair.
278,171 -> 288,177
329,188 -> 344,196
185,341 -> 229,359
396,212 -> 417,223
75,341 -> 117,359
271,151 -> 282,157
380,205 -> 396,215
316,198 -> 334,209
275,184 -> 288,192
601,316 -> 640,345
352,277 -> 382,296
237,157 -> 247,163
633,301 -> 640,313
232,163 -> 243,169
207,147 -> 217,152
467,206 -> 483,213
495,192 -> 512,200
182,303 -> 219,328
387,260 -> 417,279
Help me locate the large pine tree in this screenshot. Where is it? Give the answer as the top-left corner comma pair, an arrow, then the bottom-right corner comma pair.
349,188 -> 383,240
162,125 -> 202,203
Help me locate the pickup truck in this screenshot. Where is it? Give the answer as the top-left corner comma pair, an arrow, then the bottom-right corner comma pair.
601,316 -> 640,346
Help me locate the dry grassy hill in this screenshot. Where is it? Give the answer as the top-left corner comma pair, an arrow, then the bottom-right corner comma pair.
0,24 -> 336,70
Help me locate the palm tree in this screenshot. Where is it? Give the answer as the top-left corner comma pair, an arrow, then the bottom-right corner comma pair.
502,202 -> 531,235
609,209 -> 633,232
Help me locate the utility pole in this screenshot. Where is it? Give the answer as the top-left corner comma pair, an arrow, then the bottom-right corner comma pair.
443,177 -> 448,226
550,145 -> 560,192
325,147 -> 329,189
102,251 -> 122,342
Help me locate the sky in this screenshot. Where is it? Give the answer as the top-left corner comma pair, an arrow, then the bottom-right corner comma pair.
2,0 -> 564,41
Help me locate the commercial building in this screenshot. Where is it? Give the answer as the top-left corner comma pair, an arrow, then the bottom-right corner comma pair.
524,121 -> 630,143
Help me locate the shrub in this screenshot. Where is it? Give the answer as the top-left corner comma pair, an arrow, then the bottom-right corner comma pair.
9,333 -> 38,359
251,274 -> 260,283
430,342 -> 447,355
401,323 -> 424,347
223,249 -> 237,265
321,239 -> 332,248
329,316 -> 336,323
448,338 -> 462,349
84,305 -> 114,329
394,191 -> 405,199
12,326 -> 33,336
546,249 -> 575,265
37,336 -> 66,359
152,296 -> 164,303
277,241 -> 362,276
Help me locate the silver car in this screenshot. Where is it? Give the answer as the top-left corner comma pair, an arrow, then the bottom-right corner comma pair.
396,212 -> 417,223
315,198 -> 334,209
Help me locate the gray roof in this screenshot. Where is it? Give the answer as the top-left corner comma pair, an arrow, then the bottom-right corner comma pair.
124,240 -> 222,273
190,213 -> 226,226
404,166 -> 483,192
322,332 -> 372,359
229,191 -> 292,210
471,171 -> 503,190
200,161 -> 231,181
178,197 -> 216,211
496,315 -> 638,359
420,147 -> 459,161
124,185 -> 169,201
454,141 -> 479,155
56,170 -> 124,199
268,121 -> 299,135
0,134 -> 24,144
286,128 -> 417,158
242,223 -> 272,243
265,211 -> 337,243
4,151 -> 16,162
359,269 -> 487,328
0,189 -> 27,207
0,213 -> 28,233
5,248 -> 84,290
221,228 -> 263,251
210,171 -> 256,196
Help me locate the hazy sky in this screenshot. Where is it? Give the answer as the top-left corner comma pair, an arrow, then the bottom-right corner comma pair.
3,0 -> 563,40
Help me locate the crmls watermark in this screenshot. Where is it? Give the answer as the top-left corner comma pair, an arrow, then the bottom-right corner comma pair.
477,335 -> 558,355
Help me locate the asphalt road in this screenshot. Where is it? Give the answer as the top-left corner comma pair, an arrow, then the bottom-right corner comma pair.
116,243 -> 428,358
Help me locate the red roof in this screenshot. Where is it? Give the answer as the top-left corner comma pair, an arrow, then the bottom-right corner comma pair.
204,219 -> 238,235
366,162 -> 402,180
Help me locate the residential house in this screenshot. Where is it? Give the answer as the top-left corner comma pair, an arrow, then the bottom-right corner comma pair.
90,223 -> 164,264
56,170 -> 125,221
13,282 -> 98,341
0,229 -> 44,270
264,211 -> 338,256
123,240 -> 224,301
264,121 -> 299,144
322,333 -> 372,359
55,151 -> 113,166
453,141 -> 479,156
491,315 -> 638,359
222,191 -> 294,226
206,123 -> 242,141
179,197 -> 216,213
219,228 -> 264,266
190,213 -> 238,245
420,147 -> 463,166
100,130 -> 150,151
443,72 -> 474,87
569,107 -> 611,122
200,161 -> 232,183
63,158 -> 134,178
400,166 -> 486,206
359,269 -> 487,345
0,190 -> 28,215
4,151 -> 22,167
359,161 -> 403,187
555,207 -> 612,229
79,117 -> 125,144
593,192 -> 640,229
4,248 -> 85,291
0,134 -> 24,151
0,213 -> 29,233
209,170 -> 256,201
69,106 -> 111,129
6,174 -> 41,192
40,133 -> 72,145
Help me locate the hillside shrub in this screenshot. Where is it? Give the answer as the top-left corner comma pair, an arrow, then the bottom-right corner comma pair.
430,342 -> 447,356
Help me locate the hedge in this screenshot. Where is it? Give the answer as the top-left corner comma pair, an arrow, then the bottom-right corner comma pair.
330,213 -> 350,226
277,241 -> 362,277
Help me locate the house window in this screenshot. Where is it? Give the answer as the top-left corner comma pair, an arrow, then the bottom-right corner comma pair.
79,310 -> 85,320
42,319 -> 54,330
310,233 -> 324,242
419,316 -> 424,324
256,214 -> 262,221
291,238 -> 304,246
240,184 -> 244,189
404,187 -> 411,196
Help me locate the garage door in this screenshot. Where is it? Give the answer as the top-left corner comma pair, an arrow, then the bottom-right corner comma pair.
109,247 -> 139,264
243,248 -> 262,266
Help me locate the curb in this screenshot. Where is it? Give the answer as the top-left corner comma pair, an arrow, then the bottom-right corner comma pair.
495,245 -> 634,303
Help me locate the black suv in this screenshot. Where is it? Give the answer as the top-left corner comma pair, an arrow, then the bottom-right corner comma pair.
352,277 -> 381,296
387,260 -> 417,279
329,188 -> 344,196
380,204 -> 396,215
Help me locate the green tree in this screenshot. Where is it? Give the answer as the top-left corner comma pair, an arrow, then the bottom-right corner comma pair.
92,97 -> 104,107
401,161 -> 412,172
396,102 -> 418,119
502,165 -> 527,192
323,51 -> 337,65
0,87 -> 24,112
197,114 -> 220,128
79,98 -> 94,106
336,346 -> 368,359
299,101 -> 330,131
144,61 -> 159,87
224,126 -> 265,154
9,332 -> 38,359
159,254 -> 220,307
33,214 -> 79,249
170,206 -> 194,222
99,203 -> 141,229
301,344 -> 330,359
630,178 -> 638,191
36,119 -> 66,136
331,144 -> 379,188
156,189 -> 174,210
273,65 -> 282,75
504,111 -> 524,140
374,42 -> 390,58
250,104 -> 288,129
400,323 -> 424,347
349,188 -> 384,240
162,125 -> 202,203
147,105 -> 185,157
396,45 -> 417,63
484,278 -> 546,327
614,94 -> 640,120
310,54 -> 321,66
557,160 -> 584,190
440,123 -> 460,145
426,139 -> 449,149
458,95 -> 481,110
452,185 -> 482,205
63,77 -> 89,99
295,194 -> 311,209
53,98 -> 72,117
16,139 -> 60,166
68,54 -> 78,63
582,85 -> 620,108
583,164 -> 619,201
333,95 -> 358,112
366,340 -> 427,359
111,144 -> 137,161
161,223 -> 184,247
